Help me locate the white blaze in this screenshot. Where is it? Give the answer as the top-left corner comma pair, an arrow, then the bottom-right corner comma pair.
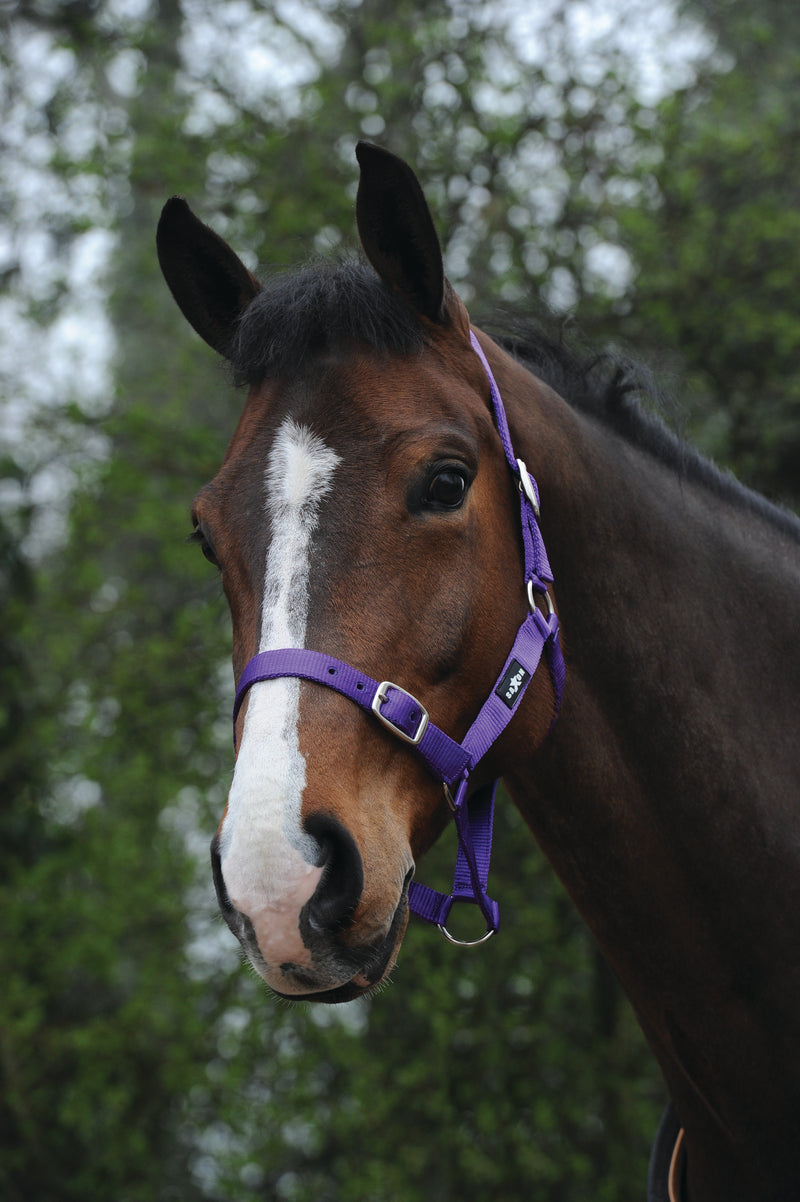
219,418 -> 341,969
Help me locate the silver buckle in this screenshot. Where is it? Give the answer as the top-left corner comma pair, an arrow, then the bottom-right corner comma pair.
371,681 -> 429,746
516,458 -> 540,517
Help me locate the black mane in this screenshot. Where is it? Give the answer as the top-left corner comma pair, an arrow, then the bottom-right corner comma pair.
488,319 -> 800,545
231,257 -> 800,544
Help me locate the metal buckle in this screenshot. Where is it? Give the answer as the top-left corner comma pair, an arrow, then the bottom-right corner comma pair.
516,458 -> 540,517
371,681 -> 429,746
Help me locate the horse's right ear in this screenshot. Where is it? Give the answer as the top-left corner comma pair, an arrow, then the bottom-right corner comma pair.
156,198 -> 261,357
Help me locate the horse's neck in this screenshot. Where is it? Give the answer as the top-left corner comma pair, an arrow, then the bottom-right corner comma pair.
503,365 -> 800,1200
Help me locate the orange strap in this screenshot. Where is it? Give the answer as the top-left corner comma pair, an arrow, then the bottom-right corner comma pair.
668,1127 -> 686,1202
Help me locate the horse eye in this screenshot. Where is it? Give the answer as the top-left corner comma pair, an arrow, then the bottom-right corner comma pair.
425,469 -> 468,510
189,525 -> 220,568
200,540 -> 220,567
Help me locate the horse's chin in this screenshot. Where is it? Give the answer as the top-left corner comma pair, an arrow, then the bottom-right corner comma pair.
268,894 -> 408,1004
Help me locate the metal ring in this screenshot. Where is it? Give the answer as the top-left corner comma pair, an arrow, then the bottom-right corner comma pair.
527,579 -> 555,617
438,922 -> 496,947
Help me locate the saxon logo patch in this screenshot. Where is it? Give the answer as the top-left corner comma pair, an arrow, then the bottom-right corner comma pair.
495,659 -> 531,710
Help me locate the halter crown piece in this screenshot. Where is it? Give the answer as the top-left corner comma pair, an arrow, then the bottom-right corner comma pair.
232,331 -> 565,945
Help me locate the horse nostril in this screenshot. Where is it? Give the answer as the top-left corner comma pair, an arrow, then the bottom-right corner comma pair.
210,833 -> 236,922
302,813 -> 364,934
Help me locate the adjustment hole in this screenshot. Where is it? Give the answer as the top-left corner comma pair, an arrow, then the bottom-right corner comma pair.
328,667 -> 337,675
356,682 -> 364,690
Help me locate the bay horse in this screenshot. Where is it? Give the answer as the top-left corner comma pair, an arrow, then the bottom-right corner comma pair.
157,143 -> 800,1202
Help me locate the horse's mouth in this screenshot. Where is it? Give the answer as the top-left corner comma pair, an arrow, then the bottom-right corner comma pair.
271,959 -> 392,1004
273,979 -> 377,1004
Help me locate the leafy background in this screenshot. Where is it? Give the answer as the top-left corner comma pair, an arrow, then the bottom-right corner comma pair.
2,1 -> 799,1199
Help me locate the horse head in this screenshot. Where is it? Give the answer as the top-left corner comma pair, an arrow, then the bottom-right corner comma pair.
157,144 -> 559,1002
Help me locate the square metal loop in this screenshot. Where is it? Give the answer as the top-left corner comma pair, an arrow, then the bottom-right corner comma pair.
371,681 -> 429,746
516,458 -> 540,517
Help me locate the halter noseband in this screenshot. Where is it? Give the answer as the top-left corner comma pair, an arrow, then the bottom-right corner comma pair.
232,331 -> 565,945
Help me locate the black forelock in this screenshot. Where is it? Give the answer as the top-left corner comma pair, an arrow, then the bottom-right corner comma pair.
229,255 -> 425,386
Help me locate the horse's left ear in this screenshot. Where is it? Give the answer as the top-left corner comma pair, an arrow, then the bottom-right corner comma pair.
156,197 -> 261,357
355,142 -> 446,324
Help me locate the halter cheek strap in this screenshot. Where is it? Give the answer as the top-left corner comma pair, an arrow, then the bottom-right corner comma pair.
233,330 -> 565,945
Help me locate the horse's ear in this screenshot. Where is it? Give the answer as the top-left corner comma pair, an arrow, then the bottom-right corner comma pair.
355,141 -> 446,324
156,197 -> 261,357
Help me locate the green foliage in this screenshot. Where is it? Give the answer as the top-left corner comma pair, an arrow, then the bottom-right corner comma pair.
0,480 -> 210,1201
615,0 -> 800,506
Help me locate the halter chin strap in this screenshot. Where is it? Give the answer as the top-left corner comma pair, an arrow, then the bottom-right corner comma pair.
233,330 -> 565,945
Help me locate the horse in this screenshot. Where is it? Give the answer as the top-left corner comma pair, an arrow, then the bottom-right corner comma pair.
157,142 -> 800,1202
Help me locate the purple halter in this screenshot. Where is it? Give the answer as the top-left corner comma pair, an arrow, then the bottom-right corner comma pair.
232,331 -> 565,945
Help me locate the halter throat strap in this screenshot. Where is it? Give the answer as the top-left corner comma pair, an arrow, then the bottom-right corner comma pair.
232,330 -> 565,943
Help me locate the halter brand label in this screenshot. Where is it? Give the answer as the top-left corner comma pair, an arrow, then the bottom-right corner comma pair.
495,659 -> 531,709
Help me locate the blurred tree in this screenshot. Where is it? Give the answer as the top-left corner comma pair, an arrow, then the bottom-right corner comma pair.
0,4 -> 229,1199
0,464 -> 211,1202
616,0 -> 800,507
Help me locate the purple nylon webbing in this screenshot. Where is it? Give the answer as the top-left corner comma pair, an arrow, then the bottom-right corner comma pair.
231,329 -> 565,943
471,330 -> 554,592
407,781 -> 500,932
233,648 -> 471,785
459,607 -> 557,767
469,331 -> 518,473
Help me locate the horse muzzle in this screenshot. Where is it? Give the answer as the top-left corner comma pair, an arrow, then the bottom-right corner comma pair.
210,819 -> 412,1001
